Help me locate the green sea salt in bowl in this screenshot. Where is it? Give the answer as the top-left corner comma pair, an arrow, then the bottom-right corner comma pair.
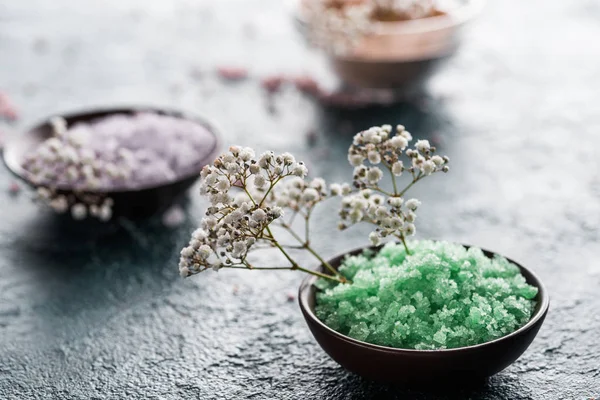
314,241 -> 538,350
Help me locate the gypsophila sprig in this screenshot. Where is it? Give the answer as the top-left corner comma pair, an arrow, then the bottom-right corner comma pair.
180,146 -> 347,283
335,124 -> 449,254
22,117 -> 124,221
180,124 -> 448,281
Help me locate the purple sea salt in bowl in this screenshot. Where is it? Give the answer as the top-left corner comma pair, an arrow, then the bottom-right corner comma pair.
3,107 -> 221,219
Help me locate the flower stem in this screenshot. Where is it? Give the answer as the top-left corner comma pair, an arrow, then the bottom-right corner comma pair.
266,226 -> 346,284
279,222 -> 346,282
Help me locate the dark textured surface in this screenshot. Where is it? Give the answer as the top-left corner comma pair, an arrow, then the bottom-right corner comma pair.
1,0 -> 599,399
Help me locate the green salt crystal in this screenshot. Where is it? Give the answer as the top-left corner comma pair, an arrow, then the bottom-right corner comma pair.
315,240 -> 539,350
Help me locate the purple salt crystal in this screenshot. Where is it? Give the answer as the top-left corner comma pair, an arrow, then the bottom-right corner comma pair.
23,112 -> 216,191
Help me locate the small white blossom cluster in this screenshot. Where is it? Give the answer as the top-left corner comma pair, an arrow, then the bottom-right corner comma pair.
179,146 -> 313,277
180,124 -> 449,280
22,117 -> 126,221
337,124 -> 449,246
304,0 -> 374,55
304,0 -> 438,55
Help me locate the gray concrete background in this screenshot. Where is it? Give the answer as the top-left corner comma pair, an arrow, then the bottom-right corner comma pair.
0,0 -> 599,398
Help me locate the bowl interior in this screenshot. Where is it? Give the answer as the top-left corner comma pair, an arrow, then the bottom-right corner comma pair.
299,243 -> 549,354
3,107 -> 221,194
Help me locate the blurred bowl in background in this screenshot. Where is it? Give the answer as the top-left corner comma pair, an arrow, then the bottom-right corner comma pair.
3,107 -> 221,219
294,0 -> 485,89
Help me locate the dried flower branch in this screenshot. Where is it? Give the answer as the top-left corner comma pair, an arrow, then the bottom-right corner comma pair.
180,124 -> 449,282
22,117 -> 127,220
335,124 -> 448,253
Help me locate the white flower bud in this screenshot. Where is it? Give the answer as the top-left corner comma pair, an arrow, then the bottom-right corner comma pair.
292,164 -> 308,177
252,208 -> 267,222
240,147 -> 255,162
181,246 -> 194,258
341,183 -> 352,195
50,196 -> 68,213
392,161 -> 403,176
403,223 -> 416,236
422,160 -> 435,175
389,135 -> 408,150
366,167 -> 383,184
348,154 -> 364,167
249,164 -> 261,174
349,209 -> 364,223
302,188 -> 320,203
367,151 -> 381,164
254,175 -> 267,188
431,155 -> 444,166
192,229 -> 208,241
281,153 -> 295,165
216,179 -> 231,191
198,245 -> 212,259
330,183 -> 342,196
415,140 -> 430,153
71,203 -> 87,220
98,205 -> 112,222
369,231 -> 381,246
406,199 -> 421,211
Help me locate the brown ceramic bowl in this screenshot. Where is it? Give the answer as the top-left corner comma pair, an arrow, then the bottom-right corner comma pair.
2,107 -> 221,219
295,0 -> 484,89
298,243 -> 549,384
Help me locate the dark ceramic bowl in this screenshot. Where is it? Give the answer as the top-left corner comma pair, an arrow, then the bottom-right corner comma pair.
2,107 -> 220,219
299,243 -> 549,384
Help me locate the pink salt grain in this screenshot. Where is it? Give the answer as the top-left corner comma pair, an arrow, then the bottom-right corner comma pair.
217,66 -> 249,81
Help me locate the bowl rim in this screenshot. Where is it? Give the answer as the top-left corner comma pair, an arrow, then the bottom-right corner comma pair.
293,0 -> 486,35
2,106 -> 222,194
298,241 -> 550,354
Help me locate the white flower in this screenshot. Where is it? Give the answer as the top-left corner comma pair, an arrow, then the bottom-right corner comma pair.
181,246 -> 194,257
258,151 -> 273,168
330,183 -> 342,196
404,223 -> 416,236
369,231 -> 381,246
388,197 -> 403,208
240,147 -> 255,161
415,140 -> 431,153
49,196 -> 68,213
367,151 -> 381,164
349,209 -> 364,223
198,245 -> 212,259
422,160 -> 435,175
71,203 -> 87,220
291,164 -> 308,177
49,116 -> 67,137
37,187 -> 51,199
405,211 -> 416,223
249,164 -> 260,174
392,161 -> 403,176
406,199 -> 421,211
98,205 -> 112,221
375,206 -> 388,218
366,167 -> 383,184
192,228 -> 208,241
341,183 -> 352,195
390,135 -> 408,150
252,208 -> 267,222
281,152 -> 295,165
254,175 -> 267,188
232,241 -> 247,258
348,154 -> 364,167
431,155 -> 444,166
302,188 -> 320,203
